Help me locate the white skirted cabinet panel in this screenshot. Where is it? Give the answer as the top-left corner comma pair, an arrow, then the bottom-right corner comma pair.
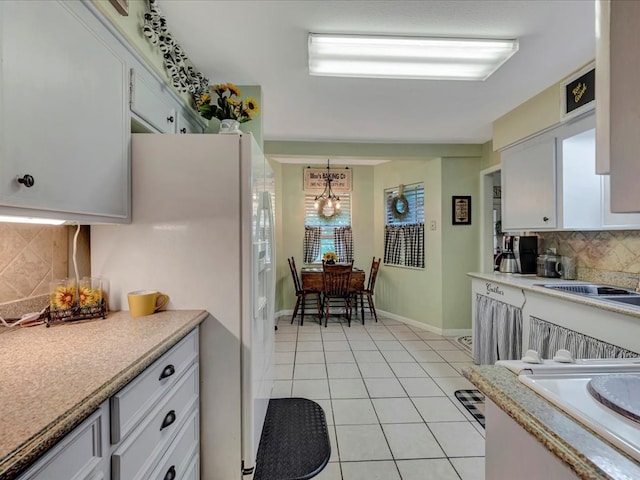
485,399 -> 579,480
0,0 -> 129,222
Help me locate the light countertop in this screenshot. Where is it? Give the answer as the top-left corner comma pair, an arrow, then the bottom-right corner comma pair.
468,272 -> 640,319
0,309 -> 207,480
464,365 -> 640,480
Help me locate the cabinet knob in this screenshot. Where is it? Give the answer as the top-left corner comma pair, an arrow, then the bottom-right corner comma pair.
17,174 -> 35,188
543,216 -> 549,222
167,115 -> 174,123
159,364 -> 175,381
160,409 -> 176,431
180,127 -> 187,134
164,465 -> 176,480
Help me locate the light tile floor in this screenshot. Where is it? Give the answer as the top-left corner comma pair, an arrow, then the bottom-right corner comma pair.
273,313 -> 485,480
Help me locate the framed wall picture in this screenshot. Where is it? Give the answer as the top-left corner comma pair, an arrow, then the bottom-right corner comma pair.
108,0 -> 129,16
452,196 -> 472,225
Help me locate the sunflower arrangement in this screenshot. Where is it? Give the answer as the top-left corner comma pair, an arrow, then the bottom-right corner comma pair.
322,251 -> 339,263
196,83 -> 259,123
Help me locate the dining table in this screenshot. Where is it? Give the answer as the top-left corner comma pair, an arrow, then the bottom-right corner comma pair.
301,266 -> 366,322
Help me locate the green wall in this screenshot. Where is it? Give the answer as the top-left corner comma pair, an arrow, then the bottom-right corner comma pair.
442,158 -> 481,330
373,159 -> 444,329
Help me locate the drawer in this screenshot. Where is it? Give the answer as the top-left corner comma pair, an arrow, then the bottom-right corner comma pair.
146,408 -> 199,480
18,404 -> 107,480
111,329 -> 198,443
180,453 -> 199,480
112,363 -> 199,480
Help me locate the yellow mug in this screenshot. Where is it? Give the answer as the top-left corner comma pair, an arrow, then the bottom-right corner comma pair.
127,290 -> 170,317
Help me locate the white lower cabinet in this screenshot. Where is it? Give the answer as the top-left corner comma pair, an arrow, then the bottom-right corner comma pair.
17,405 -> 110,480
485,399 -> 579,479
111,364 -> 199,480
17,328 -> 200,480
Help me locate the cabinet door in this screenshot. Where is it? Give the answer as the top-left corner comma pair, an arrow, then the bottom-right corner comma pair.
17,404 -> 109,480
501,133 -> 557,231
0,1 -> 129,221
177,111 -> 204,134
602,175 -> 640,228
608,0 -> 640,213
130,67 -> 177,133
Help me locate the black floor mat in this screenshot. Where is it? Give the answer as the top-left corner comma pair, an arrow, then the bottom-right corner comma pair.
254,398 -> 331,480
454,389 -> 485,428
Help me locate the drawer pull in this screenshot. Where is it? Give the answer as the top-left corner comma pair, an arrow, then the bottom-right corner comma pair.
160,410 -> 176,431
164,465 -> 176,480
543,216 -> 549,222
159,364 -> 176,381
167,115 -> 175,123
180,127 -> 187,134
17,174 -> 35,188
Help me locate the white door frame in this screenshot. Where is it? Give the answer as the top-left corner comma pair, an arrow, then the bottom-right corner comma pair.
479,164 -> 501,273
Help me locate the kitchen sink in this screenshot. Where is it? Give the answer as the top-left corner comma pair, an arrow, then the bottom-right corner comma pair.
600,295 -> 640,307
539,283 -> 636,295
539,283 -> 640,308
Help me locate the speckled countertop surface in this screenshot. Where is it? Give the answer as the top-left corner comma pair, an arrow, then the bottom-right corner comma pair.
468,272 -> 640,319
464,365 -> 640,480
0,309 -> 207,480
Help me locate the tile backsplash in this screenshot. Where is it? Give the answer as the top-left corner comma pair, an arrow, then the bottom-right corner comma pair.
0,224 -> 68,303
537,230 -> 640,288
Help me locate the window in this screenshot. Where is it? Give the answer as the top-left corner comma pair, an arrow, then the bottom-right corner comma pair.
385,184 -> 424,225
304,193 -> 352,263
384,184 -> 425,268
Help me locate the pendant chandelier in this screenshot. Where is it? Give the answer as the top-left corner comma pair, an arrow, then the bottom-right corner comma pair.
314,159 -> 341,212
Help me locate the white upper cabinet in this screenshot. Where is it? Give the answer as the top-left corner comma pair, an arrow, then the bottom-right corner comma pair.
597,0 -> 640,212
0,0 -> 130,222
501,132 -> 557,231
130,67 -> 177,134
502,111 -> 640,231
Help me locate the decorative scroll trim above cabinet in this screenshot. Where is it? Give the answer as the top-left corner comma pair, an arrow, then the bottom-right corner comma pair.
142,0 -> 209,101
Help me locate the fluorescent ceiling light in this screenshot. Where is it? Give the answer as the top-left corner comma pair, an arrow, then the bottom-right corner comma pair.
0,215 -> 65,225
308,33 -> 519,80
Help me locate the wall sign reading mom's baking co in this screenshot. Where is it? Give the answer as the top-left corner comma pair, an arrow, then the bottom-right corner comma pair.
304,167 -> 351,192
561,64 -> 595,120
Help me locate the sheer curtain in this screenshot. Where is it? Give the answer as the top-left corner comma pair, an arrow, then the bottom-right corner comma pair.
303,226 -> 321,264
334,226 -> 353,262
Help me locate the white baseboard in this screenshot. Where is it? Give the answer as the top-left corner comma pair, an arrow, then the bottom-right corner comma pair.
377,309 -> 471,337
277,308 -> 471,337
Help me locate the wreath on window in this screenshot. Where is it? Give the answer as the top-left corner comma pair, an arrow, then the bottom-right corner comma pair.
391,185 -> 410,220
317,198 -> 341,220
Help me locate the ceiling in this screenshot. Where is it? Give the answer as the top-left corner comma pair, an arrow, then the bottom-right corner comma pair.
158,0 -> 595,146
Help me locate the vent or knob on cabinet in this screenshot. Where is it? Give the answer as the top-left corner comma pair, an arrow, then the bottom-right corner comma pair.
17,174 -> 35,188
167,115 -> 174,123
543,216 -> 549,222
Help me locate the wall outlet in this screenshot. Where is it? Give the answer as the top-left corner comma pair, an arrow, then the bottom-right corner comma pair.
430,220 -> 437,231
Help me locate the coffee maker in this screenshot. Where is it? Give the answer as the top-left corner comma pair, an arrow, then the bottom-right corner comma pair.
513,235 -> 538,274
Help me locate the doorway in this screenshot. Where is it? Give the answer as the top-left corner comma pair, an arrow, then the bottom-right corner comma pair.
479,165 -> 501,273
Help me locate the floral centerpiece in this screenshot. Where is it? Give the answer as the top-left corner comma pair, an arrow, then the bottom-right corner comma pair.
323,251 -> 339,264
196,83 -> 259,124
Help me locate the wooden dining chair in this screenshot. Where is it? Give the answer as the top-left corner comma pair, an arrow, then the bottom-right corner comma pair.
288,257 -> 322,325
321,260 -> 354,327
355,257 -> 381,323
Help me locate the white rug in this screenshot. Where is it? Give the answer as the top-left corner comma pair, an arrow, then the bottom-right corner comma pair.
455,335 -> 472,353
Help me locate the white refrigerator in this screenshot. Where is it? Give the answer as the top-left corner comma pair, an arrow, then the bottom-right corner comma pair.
91,133 -> 275,479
